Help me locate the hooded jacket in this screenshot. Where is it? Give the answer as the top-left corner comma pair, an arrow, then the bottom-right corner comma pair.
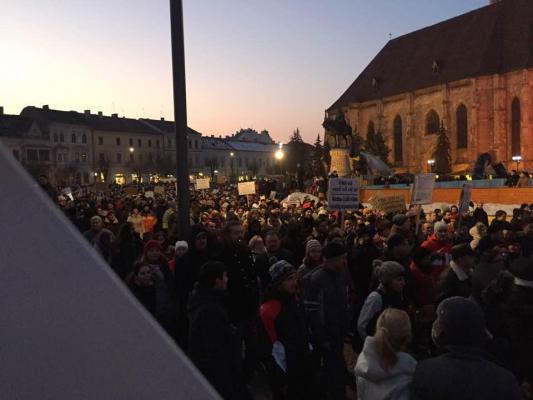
354,336 -> 417,400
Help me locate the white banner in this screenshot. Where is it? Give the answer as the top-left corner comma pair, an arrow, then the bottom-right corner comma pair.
411,173 -> 436,205
195,178 -> 210,190
327,178 -> 359,211
238,181 -> 256,196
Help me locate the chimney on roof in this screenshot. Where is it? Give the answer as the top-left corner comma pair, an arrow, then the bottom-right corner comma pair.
43,105 -> 49,110
160,117 -> 165,121
84,110 -> 91,115
111,113 -> 118,118
98,111 -> 103,117
0,106 -> 3,115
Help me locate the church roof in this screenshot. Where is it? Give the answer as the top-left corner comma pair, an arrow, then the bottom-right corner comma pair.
329,0 -> 533,111
0,114 -> 36,138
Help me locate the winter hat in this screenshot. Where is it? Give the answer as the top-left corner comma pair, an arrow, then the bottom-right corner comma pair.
269,260 -> 296,287
143,240 -> 162,260
323,239 -> 346,260
509,258 -> 533,288
392,214 -> 408,226
305,239 -> 321,254
175,240 -> 188,250
435,297 -> 490,347
375,260 -> 405,285
434,220 -> 448,232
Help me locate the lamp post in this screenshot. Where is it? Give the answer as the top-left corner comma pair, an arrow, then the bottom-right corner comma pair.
512,155 -> 522,171
427,159 -> 435,173
229,152 -> 235,182
275,143 -> 284,175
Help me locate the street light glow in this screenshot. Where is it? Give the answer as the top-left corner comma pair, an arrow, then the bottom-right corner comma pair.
427,159 -> 435,165
230,152 -> 234,157
129,147 -> 135,153
275,149 -> 284,160
512,155 -> 522,162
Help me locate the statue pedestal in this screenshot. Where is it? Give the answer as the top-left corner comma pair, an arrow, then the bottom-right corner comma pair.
329,148 -> 351,177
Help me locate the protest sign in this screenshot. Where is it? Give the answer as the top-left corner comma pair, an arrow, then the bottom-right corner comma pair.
124,187 -> 138,196
216,175 -> 227,184
154,186 -> 165,195
145,191 -> 154,199
195,178 -> 210,190
269,191 -> 277,200
458,183 -> 473,214
238,181 -> 256,196
369,195 -> 406,214
62,187 -> 74,201
327,178 -> 359,211
411,173 -> 436,205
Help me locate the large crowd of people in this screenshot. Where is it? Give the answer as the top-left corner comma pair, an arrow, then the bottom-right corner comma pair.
40,174 -> 533,399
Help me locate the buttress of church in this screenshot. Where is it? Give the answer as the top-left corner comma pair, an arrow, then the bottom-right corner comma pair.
328,0 -> 533,173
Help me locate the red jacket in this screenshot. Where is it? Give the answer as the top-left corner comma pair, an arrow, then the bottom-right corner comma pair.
421,234 -> 452,280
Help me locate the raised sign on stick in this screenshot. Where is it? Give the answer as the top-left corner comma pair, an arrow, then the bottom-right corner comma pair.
327,178 -> 359,211
411,173 -> 436,205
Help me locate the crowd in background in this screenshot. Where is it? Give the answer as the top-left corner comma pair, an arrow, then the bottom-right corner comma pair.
38,173 -> 533,399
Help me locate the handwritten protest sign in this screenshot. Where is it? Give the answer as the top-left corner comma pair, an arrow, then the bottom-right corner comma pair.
369,195 -> 406,214
124,187 -> 138,196
411,173 -> 436,205
195,178 -> 210,190
144,191 -> 154,199
238,181 -> 256,196
327,178 -> 359,211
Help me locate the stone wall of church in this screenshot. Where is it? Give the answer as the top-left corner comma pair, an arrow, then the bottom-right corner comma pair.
340,68 -> 533,174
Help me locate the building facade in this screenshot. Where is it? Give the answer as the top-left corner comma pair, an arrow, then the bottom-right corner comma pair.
328,0 -> 533,173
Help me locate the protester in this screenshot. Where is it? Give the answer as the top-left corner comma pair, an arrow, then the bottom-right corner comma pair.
354,309 -> 416,400
411,297 -> 521,399
436,243 -> 476,302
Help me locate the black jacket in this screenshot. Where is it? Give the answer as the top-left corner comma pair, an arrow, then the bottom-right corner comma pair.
411,347 -> 521,400
188,287 -> 241,399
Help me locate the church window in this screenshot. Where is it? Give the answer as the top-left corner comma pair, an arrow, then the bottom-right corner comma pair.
456,104 -> 468,149
426,110 -> 440,135
511,97 -> 521,157
393,115 -> 403,165
367,120 -> 375,138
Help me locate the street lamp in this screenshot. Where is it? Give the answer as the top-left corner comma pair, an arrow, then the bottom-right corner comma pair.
274,143 -> 284,174
129,147 -> 135,153
427,159 -> 435,173
512,155 -> 522,171
229,152 -> 235,182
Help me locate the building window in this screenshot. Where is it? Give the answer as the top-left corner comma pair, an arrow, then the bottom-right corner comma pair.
81,153 -> 87,163
511,97 -> 521,157
168,139 -> 172,147
426,110 -> 440,135
148,139 -> 152,148
99,153 -> 105,162
188,140 -> 192,149
129,138 -> 133,146
195,140 -> 199,149
57,153 -> 64,163
130,153 -> 134,162
81,134 -> 87,144
238,158 -> 242,168
245,158 -> 249,167
393,115 -> 403,165
117,153 -> 122,164
13,149 -> 20,160
53,133 -> 58,142
156,140 -> 160,148
139,154 -> 143,162
367,120 -> 376,139
27,149 -> 38,161
149,153 -> 153,163
116,137 -> 121,146
39,150 -> 50,161
98,136 -> 103,145
456,104 -> 468,149
138,139 -> 142,147
71,134 -> 77,143
60,133 -> 65,143
74,152 -> 80,162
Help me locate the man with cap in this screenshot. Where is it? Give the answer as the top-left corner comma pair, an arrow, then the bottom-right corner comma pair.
505,258 -> 533,390
260,260 -> 318,399
304,239 -> 350,399
358,260 -> 407,340
436,243 -> 476,303
411,297 -> 521,400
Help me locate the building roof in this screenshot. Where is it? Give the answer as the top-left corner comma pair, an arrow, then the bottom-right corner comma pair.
201,136 -> 232,150
85,114 -> 161,135
21,106 -> 89,133
0,114 -> 36,138
233,128 -> 274,144
139,118 -> 203,137
329,0 -> 533,110
200,136 -> 277,153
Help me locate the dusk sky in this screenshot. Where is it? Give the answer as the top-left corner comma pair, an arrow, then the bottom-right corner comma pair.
1,0 -> 487,143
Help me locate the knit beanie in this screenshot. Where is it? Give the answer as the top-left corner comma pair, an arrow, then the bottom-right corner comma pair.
375,260 -> 405,285
306,239 -> 321,255
175,240 -> 188,250
392,214 -> 407,226
269,260 -> 296,287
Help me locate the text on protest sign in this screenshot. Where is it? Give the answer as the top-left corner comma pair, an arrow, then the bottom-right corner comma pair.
195,178 -> 210,190
238,181 -> 256,196
411,173 -> 436,205
327,178 -> 359,211
369,195 -> 406,214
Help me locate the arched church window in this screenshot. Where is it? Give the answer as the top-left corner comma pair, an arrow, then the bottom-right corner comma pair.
426,110 -> 440,135
511,98 -> 521,157
456,104 -> 468,149
367,120 -> 375,138
393,115 -> 403,164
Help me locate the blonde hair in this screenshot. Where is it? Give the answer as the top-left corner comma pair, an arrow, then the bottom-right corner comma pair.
374,309 -> 412,370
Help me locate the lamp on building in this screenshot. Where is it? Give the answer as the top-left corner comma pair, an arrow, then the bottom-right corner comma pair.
229,152 -> 235,182
129,147 -> 135,153
427,159 -> 435,173
274,143 -> 285,174
512,155 -> 522,171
